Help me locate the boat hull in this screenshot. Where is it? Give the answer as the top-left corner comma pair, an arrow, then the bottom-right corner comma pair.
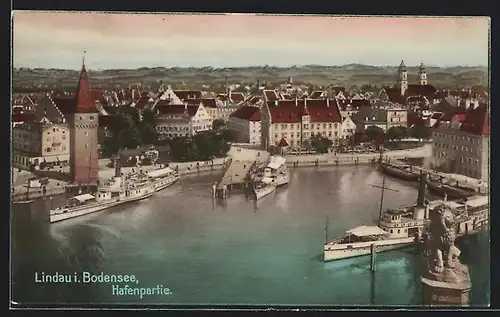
379,164 -> 419,181
274,174 -> 289,186
153,176 -> 179,192
50,189 -> 154,224
254,186 -> 276,200
324,237 -> 414,262
426,180 -> 473,199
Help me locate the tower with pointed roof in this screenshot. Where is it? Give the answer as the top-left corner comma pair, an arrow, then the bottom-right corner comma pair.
397,60 -> 408,96
68,56 -> 99,184
418,62 -> 427,85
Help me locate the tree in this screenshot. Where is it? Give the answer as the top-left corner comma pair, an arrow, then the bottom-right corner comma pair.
310,133 -> 333,154
409,125 -> 431,140
386,126 -> 406,141
139,109 -> 158,145
212,119 -> 227,132
301,139 -> 311,149
365,125 -> 385,142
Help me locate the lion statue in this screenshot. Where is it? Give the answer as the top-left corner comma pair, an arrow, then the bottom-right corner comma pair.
428,204 -> 458,273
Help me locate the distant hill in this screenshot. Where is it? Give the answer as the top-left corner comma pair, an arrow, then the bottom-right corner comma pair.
12,65 -> 488,93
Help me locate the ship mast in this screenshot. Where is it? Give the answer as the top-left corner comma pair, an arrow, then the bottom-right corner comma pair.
325,215 -> 329,244
369,174 -> 399,226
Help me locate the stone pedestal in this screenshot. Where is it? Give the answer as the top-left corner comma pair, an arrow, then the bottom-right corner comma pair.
421,258 -> 471,306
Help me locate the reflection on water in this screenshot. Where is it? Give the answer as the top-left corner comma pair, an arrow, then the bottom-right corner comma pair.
11,166 -> 489,306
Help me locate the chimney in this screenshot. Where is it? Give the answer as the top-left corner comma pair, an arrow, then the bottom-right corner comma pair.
184,104 -> 188,111
305,99 -> 308,107
326,99 -> 330,108
295,98 -> 298,106
417,171 -> 427,207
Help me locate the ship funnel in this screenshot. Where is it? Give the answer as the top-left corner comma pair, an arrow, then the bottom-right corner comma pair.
417,170 -> 427,207
114,153 -> 122,178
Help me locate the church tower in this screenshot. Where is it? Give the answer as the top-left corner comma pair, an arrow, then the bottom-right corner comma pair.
418,62 -> 427,85
68,55 -> 99,184
397,60 -> 408,96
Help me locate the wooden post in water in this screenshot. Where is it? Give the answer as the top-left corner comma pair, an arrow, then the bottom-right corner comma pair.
370,243 -> 377,272
212,183 -> 217,199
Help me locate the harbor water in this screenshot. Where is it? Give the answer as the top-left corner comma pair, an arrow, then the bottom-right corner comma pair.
11,165 -> 490,306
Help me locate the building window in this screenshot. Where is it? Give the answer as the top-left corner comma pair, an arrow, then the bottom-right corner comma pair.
85,144 -> 89,148
85,132 -> 89,136
53,128 -> 56,132
89,116 -> 94,121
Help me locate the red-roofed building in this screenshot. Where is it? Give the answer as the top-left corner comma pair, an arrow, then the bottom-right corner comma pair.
263,90 -> 281,102
261,99 -> 342,148
431,104 -> 489,182
185,98 -> 221,120
173,90 -> 203,101
228,105 -> 262,145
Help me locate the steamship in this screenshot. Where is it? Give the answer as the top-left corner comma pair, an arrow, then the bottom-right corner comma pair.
324,172 -> 429,262
49,163 -> 155,224
145,165 -> 179,192
251,156 -> 289,187
324,172 -> 489,262
264,156 -> 289,186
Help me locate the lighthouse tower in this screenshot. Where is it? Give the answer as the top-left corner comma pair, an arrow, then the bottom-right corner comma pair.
397,60 -> 408,96
419,62 -> 428,85
68,55 -> 99,184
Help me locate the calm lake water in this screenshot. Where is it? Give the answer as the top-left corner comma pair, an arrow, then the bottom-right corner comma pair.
11,165 -> 490,307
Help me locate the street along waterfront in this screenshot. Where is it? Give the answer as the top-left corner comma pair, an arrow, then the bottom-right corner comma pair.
11,165 -> 489,306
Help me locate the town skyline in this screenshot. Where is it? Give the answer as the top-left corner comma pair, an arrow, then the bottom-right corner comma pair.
13,12 -> 489,69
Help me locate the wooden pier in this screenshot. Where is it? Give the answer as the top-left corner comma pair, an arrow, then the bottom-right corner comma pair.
213,149 -> 270,199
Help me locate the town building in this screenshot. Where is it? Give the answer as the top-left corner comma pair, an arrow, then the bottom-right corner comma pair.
431,104 -> 489,182
12,117 -> 70,168
352,107 -> 408,131
379,61 -> 438,106
227,105 -> 261,145
340,116 -> 357,139
154,103 -> 212,140
261,99 -> 342,149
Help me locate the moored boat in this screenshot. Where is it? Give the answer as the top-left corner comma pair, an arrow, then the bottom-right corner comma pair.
379,163 -> 419,181
324,225 -> 415,261
253,177 -> 276,200
146,166 -> 180,192
49,175 -> 154,223
426,179 -> 475,199
264,156 -> 289,186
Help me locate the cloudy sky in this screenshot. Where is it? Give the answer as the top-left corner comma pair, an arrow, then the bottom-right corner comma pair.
13,12 -> 490,69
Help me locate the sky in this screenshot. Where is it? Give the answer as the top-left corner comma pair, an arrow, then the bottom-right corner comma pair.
12,12 -> 490,70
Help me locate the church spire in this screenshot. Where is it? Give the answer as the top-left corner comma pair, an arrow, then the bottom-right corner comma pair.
74,52 -> 97,113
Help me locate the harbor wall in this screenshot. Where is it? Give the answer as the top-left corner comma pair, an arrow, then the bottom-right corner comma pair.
12,187 -> 66,202
286,156 -> 379,168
